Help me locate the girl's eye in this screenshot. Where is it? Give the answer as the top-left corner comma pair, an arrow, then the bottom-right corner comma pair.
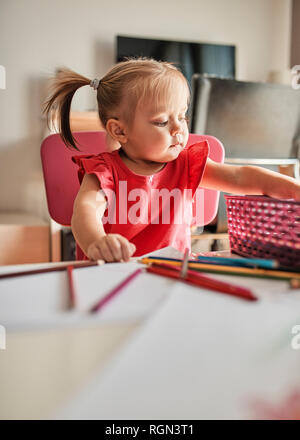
154,121 -> 168,127
179,116 -> 189,123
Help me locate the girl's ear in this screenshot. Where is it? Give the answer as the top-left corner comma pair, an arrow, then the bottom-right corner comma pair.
105,133 -> 121,152
106,118 -> 128,143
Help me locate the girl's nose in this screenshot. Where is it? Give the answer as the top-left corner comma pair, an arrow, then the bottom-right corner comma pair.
170,122 -> 182,136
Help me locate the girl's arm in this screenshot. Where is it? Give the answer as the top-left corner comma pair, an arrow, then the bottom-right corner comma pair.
201,158 -> 300,201
71,174 -> 136,261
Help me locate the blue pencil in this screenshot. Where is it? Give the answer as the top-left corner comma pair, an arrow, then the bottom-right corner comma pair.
145,255 -> 278,270
196,255 -> 279,269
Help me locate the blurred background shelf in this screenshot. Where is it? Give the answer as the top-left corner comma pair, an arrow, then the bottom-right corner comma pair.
0,213 -> 50,265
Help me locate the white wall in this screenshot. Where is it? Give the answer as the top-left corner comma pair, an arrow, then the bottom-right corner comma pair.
0,0 -> 292,217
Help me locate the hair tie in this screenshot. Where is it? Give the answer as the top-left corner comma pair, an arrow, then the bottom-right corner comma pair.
90,78 -> 100,90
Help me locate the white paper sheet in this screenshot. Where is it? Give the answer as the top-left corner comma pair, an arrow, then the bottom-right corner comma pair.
54,281 -> 300,420
0,247 -> 181,331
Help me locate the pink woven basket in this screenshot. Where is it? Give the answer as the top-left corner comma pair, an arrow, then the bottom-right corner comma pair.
224,195 -> 300,268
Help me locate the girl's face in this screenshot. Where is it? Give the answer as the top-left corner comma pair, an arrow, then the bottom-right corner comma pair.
122,89 -> 189,164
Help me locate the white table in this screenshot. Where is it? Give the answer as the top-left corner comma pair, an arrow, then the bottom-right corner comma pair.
1,253 -> 300,420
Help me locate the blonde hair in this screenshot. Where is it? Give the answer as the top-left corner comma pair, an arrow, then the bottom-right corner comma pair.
43,58 -> 190,150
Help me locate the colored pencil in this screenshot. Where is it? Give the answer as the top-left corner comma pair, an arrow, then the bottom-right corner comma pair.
66,265 -> 77,308
0,260 -> 104,280
290,279 -> 300,289
180,248 -> 189,279
147,262 -> 257,301
142,255 -> 290,271
196,255 -> 279,269
140,257 -> 300,280
184,262 -> 300,281
90,268 -> 143,313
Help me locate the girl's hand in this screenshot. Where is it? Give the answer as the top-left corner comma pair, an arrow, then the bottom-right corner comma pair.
291,182 -> 300,202
86,234 -> 136,262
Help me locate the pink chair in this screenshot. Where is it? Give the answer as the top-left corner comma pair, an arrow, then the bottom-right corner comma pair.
41,131 -> 224,259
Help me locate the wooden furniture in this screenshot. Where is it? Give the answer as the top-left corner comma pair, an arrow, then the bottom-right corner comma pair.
69,111 -> 103,132
0,213 -> 50,265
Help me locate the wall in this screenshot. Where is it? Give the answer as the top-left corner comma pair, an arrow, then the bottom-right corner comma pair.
0,0 -> 292,217
291,0 -> 300,67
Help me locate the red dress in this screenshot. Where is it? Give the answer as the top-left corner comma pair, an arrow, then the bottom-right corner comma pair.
72,141 -> 209,257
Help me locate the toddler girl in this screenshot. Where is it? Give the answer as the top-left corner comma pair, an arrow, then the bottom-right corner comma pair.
44,58 -> 300,262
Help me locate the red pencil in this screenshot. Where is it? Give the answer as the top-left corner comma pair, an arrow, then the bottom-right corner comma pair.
90,268 -> 144,313
0,260 -> 104,310
0,260 -> 104,280
147,262 -> 257,301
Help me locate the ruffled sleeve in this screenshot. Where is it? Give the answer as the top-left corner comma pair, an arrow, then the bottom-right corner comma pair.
71,154 -> 115,191
187,141 -> 210,195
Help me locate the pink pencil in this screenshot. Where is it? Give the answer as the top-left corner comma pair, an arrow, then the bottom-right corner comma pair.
90,268 -> 143,313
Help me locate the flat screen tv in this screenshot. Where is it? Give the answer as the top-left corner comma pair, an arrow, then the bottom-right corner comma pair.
116,35 -> 236,85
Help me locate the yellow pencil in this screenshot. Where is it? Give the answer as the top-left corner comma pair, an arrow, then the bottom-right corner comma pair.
140,258 -> 300,280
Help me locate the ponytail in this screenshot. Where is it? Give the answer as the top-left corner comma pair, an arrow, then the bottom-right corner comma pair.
43,68 -> 90,150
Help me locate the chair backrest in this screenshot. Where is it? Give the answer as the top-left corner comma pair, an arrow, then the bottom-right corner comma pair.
190,74 -> 300,159
41,131 -> 224,227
